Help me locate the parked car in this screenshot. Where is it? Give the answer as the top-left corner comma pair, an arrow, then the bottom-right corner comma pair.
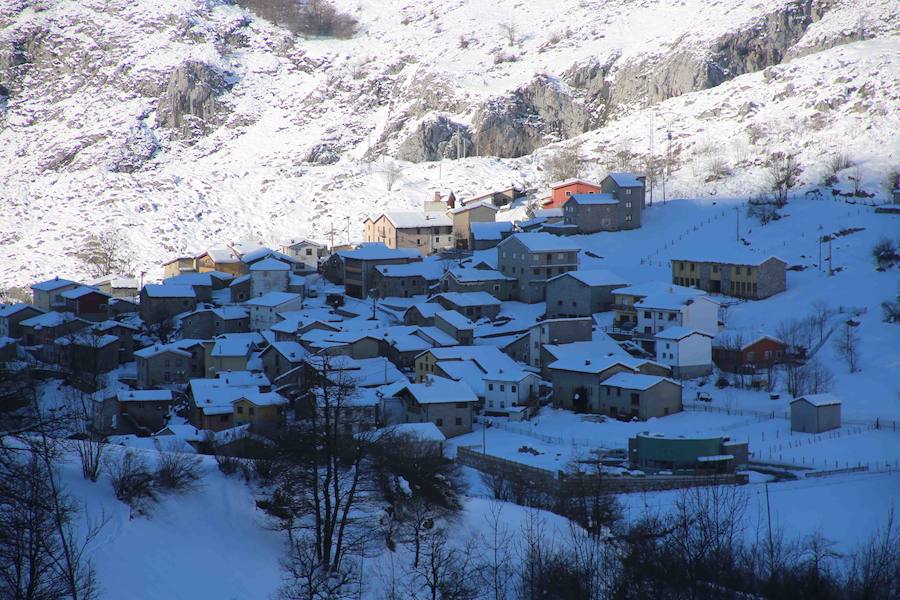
696,391 -> 712,402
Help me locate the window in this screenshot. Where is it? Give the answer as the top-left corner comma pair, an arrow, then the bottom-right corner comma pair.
511,385 -> 517,393
436,418 -> 443,426
220,414 -> 229,422
499,384 -> 505,392
305,248 -> 313,256
625,189 -> 632,196
455,417 -> 462,426
644,311 -> 651,319
625,201 -> 632,208
488,383 -> 494,391
690,263 -> 695,272
248,407 -> 255,415
455,402 -> 468,409
625,215 -> 632,221
500,402 -> 505,409
630,393 -> 640,406
533,268 -> 539,275
237,406 -> 244,414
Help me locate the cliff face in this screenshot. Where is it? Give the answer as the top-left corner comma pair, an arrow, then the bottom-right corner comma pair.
0,0 -> 896,285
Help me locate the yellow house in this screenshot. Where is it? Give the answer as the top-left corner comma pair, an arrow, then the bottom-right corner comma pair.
233,392 -> 286,433
162,256 -> 198,278
671,255 -> 787,300
196,247 -> 247,277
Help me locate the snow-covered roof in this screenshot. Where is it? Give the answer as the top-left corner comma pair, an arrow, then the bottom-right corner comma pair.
61,285 -> 108,300
404,302 -> 443,319
383,211 -> 452,228
566,193 -> 618,205
338,243 -> 422,261
375,261 -> 445,280
792,393 -> 841,407
281,238 -> 324,249
210,333 -> 264,357
547,269 -> 628,287
602,372 -> 675,390
54,332 -> 118,347
20,311 -> 82,329
533,208 -> 563,218
304,355 -> 407,388
470,221 -> 513,240
264,341 -> 306,362
655,326 -> 712,341
498,232 -> 580,253
435,309 -> 475,331
212,306 -> 249,320
242,247 -> 294,264
543,336 -> 628,363
416,326 -> 460,347
548,355 -> 638,375
32,277 -> 78,292
87,275 -> 138,288
205,246 -> 241,263
0,303 -> 42,318
245,291 -> 300,308
143,284 -> 196,298
230,274 -> 251,286
164,273 -> 215,287
237,391 -> 286,407
635,294 -> 718,311
134,339 -> 204,359
549,178 -> 601,189
613,282 -> 703,299
671,250 -> 786,267
385,422 -> 446,442
448,200 -> 498,214
189,379 -> 256,415
605,173 -> 644,187
429,291 -> 501,307
216,371 -> 270,387
423,345 -> 520,375
444,266 -> 511,283
118,390 -> 173,402
397,376 -> 478,404
249,257 -> 292,271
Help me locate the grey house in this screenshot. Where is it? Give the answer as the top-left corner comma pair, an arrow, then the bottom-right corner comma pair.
598,372 -> 682,420
562,173 -> 645,233
496,233 -> 580,303
372,261 -> 444,298
790,394 -> 841,433
545,269 -> 629,318
440,267 -> 515,301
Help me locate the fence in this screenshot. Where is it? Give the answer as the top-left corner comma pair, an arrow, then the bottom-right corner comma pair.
489,419 -> 623,451
457,446 -> 747,495
682,402 -> 897,430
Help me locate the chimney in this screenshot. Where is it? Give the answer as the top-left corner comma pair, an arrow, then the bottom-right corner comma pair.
447,191 -> 456,209
434,191 -> 442,203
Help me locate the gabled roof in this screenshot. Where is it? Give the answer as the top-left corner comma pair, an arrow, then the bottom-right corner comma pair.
470,221 -> 513,241
605,173 -> 644,187
61,285 -> 109,300
0,303 -> 43,318
32,277 -> 78,292
337,243 -> 421,261
655,326 -> 713,341
396,376 -> 478,404
143,284 -> 196,299
375,261 -> 445,280
497,232 -> 580,253
163,273 -> 215,287
444,267 -> 512,283
635,294 -> 718,311
263,341 -> 307,362
134,338 -> 205,359
281,238 -> 325,249
54,332 -> 118,348
549,178 -> 601,189
93,319 -> 139,332
376,211 -> 453,229
204,246 -> 241,264
613,282 -> 703,299
671,251 -> 787,267
792,393 -> 841,407
404,302 -> 443,319
448,200 -> 498,215
384,422 -> 445,442
602,372 -> 677,390
20,311 -> 83,329
435,309 -> 475,331
565,193 -> 618,206
429,291 -> 501,308
210,333 -> 265,357
249,258 -> 292,271
87,275 -> 138,288
118,390 -> 174,402
547,269 -> 628,287
245,292 -> 301,308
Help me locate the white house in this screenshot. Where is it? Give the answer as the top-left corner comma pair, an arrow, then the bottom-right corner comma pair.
279,239 -> 326,273
250,258 -> 291,298
635,293 -> 719,339
245,292 -> 302,331
484,368 -> 541,420
654,326 -> 713,379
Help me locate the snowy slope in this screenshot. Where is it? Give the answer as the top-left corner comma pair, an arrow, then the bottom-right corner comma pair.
0,0 -> 898,287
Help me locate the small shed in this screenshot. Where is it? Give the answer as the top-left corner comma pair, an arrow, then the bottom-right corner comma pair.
790,393 -> 841,433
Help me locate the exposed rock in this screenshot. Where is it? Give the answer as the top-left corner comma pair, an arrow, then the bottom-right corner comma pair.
302,142 -> 341,165
396,115 -> 473,162
155,61 -> 232,138
108,116 -> 159,173
472,75 -> 594,158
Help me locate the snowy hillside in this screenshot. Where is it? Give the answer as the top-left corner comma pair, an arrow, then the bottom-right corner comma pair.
1,0 -> 898,287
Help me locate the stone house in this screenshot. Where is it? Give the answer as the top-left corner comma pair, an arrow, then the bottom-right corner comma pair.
87,275 -> 139,299
206,333 -> 266,376
433,310 -> 475,345
19,311 -> 88,347
245,291 -> 302,331
562,193 -> 637,233
233,391 -> 287,434
279,238 -> 327,273
496,233 -> 580,303
654,327 -> 713,378
93,320 -> 138,363
162,256 -> 198,279
187,374 -> 271,432
439,266 -> 514,301
0,303 -> 44,339
112,390 -> 173,434
51,332 -> 119,389
338,243 -> 422,299
139,284 -> 197,324
196,246 -> 246,277
135,339 -> 206,389
671,254 -> 787,299
179,305 -> 250,339
427,291 -> 501,320
548,355 -> 642,411
448,201 -> 498,249
545,269 -> 629,318
790,394 -> 841,433
31,277 -> 81,311
229,275 -> 251,303
260,341 -> 307,380
598,372 -> 682,420
372,261 -> 444,298
403,303 -> 443,326
250,258 -> 292,298
394,376 -> 478,438
505,317 -> 594,369
364,212 -> 454,256
469,221 -> 514,250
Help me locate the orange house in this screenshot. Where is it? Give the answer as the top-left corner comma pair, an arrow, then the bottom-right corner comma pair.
544,179 -> 602,208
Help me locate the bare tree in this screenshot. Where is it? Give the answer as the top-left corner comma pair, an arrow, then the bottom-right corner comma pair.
499,21 -> 518,46
405,528 -> 480,600
75,230 -> 135,278
832,320 -> 860,373
543,144 -> 583,182
766,152 -> 801,206
380,161 -> 403,191
786,356 -> 834,397
846,508 -> 900,598
479,501 -> 515,600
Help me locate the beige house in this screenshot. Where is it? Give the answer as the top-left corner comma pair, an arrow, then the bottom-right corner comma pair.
364,212 -> 454,255
31,278 -> 81,311
162,257 -> 198,279
447,201 -> 498,249
135,339 -> 207,389
671,253 -> 787,300
598,372 -> 682,420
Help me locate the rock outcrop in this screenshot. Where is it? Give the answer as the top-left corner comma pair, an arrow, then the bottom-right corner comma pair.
396,115 -> 473,162
155,61 -> 232,138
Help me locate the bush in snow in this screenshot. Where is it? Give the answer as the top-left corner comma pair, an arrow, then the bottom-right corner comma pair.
543,144 -> 583,182
155,449 -> 203,492
215,453 -> 241,475
106,450 -> 156,508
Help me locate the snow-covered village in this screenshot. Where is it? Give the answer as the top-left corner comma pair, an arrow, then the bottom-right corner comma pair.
1,0 -> 899,598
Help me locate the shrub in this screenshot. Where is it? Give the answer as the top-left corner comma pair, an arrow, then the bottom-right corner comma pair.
155,450 -> 203,491
106,450 -> 156,506
215,453 -> 240,475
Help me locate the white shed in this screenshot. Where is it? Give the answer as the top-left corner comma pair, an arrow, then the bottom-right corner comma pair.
790,394 -> 841,433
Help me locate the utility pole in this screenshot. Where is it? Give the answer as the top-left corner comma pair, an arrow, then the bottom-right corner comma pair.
765,483 -> 774,567
736,207 -> 740,242
828,238 -> 833,276
345,215 -> 351,245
